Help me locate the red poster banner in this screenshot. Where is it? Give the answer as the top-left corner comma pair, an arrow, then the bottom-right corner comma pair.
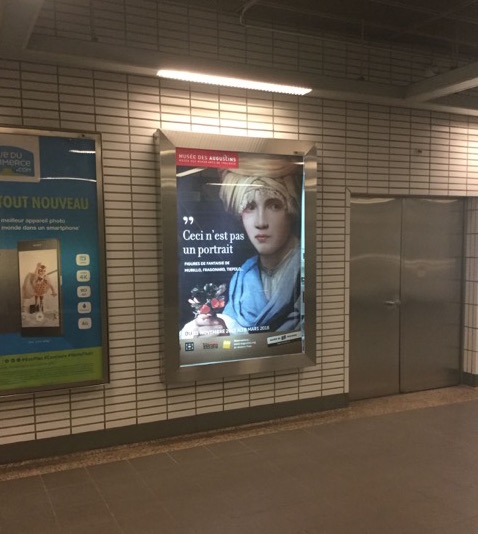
176,148 -> 239,169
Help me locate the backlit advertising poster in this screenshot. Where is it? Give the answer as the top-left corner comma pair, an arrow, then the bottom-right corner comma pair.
0,129 -> 108,394
178,147 -> 305,363
159,131 -> 317,383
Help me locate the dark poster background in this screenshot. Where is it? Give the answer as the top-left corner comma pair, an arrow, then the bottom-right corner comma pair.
177,166 -> 254,330
175,148 -> 304,366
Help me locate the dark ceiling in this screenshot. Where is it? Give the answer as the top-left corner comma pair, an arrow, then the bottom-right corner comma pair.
172,0 -> 478,60
4,0 -> 478,116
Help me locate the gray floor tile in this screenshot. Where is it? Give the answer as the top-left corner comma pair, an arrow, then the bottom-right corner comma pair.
205,437 -> 253,458
41,467 -> 91,490
429,515 -> 478,534
0,504 -> 59,534
47,480 -> 103,508
239,431 -> 283,451
128,452 -> 178,473
0,490 -> 54,522
53,501 -> 116,531
0,475 -> 45,497
61,519 -> 123,534
167,445 -> 216,464
0,519 -> 61,534
88,459 -> 140,481
114,506 -> 186,534
3,392 -> 478,534
139,466 -> 202,500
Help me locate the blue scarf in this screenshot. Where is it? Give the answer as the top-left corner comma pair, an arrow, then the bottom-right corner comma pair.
223,253 -> 301,332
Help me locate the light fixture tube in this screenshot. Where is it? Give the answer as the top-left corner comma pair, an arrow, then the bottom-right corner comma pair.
157,69 -> 312,96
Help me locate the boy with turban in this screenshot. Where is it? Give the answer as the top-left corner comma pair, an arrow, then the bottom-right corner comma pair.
181,155 -> 303,338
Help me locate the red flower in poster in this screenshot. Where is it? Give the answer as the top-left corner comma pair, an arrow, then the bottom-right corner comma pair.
188,283 -> 227,317
199,304 -> 211,314
210,297 -> 225,309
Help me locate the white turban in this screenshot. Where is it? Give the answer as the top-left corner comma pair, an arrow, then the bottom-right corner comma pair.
219,156 -> 302,217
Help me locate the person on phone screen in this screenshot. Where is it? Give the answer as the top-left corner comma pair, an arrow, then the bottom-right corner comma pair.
22,262 -> 58,313
181,156 -> 302,338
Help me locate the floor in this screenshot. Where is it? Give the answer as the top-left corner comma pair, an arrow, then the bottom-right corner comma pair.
2,386 -> 478,533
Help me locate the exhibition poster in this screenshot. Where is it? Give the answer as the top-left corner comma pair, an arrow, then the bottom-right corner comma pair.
0,131 -> 108,394
176,147 -> 305,366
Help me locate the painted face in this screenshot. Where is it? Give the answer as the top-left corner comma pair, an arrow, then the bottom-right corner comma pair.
241,192 -> 293,262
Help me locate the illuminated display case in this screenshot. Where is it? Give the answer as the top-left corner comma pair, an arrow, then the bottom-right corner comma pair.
0,127 -> 109,395
156,130 -> 317,383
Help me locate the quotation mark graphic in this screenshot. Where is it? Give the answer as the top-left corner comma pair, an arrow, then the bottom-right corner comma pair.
183,216 -> 194,225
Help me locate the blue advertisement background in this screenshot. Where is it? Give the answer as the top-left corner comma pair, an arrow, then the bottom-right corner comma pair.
0,136 -> 103,356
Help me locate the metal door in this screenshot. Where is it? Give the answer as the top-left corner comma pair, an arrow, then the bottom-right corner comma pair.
400,199 -> 463,392
349,198 -> 402,399
349,197 -> 463,400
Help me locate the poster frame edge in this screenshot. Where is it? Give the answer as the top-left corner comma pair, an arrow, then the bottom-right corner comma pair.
157,129 -> 317,384
0,125 -> 109,396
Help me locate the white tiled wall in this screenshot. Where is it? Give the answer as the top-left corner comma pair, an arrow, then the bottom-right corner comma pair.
465,198 -> 478,377
1,0 -> 478,449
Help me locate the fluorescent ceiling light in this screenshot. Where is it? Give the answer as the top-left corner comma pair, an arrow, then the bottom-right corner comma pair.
157,69 -> 312,96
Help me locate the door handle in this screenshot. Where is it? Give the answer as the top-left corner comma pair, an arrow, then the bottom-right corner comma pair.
384,300 -> 401,307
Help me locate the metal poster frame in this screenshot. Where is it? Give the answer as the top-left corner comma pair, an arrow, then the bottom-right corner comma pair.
0,126 -> 109,395
157,129 -> 317,383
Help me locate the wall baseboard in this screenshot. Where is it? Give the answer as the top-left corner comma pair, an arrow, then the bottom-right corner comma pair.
462,372 -> 478,387
0,394 -> 348,465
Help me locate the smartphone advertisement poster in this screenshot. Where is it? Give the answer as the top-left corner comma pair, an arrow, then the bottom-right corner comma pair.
0,130 -> 107,394
176,147 -> 305,367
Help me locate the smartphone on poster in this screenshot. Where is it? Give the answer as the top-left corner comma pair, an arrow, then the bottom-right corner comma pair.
18,238 -> 62,337
0,249 -> 21,334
